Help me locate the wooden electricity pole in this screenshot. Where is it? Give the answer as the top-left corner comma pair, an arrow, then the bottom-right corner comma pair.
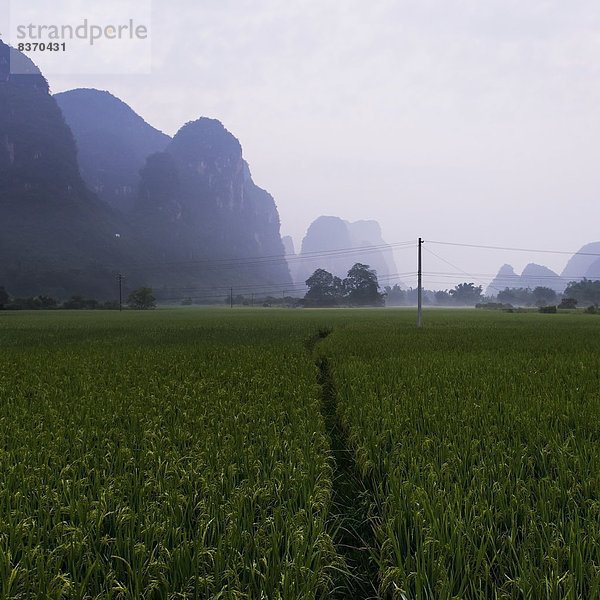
117,273 -> 123,312
417,238 -> 423,328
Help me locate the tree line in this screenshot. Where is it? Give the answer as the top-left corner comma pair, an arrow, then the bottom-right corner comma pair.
303,263 -> 385,307
3,271 -> 600,310
0,286 -> 156,310
304,267 -> 600,309
486,279 -> 600,309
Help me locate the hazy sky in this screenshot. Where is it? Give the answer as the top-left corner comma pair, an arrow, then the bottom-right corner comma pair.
5,0 -> 600,288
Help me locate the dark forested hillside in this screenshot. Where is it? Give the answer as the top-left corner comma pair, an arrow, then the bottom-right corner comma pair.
0,40 -> 140,299
132,118 -> 291,293
1,45 -> 292,300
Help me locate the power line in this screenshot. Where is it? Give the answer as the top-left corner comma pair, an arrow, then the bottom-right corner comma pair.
424,246 -> 478,280
119,240 -> 415,273
116,236 -> 599,302
144,264 -> 594,299
117,234 -> 599,278
427,240 -> 600,258
424,247 -> 517,294
146,267 -> 596,299
150,270 -> 418,299
115,236 -> 598,282
422,239 -> 600,293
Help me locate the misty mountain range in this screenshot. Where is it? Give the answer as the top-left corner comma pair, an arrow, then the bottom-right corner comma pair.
1,38 -> 599,302
1,39 -> 410,301
486,264 -> 566,296
1,39 -> 293,299
284,216 -> 400,289
487,243 -> 600,296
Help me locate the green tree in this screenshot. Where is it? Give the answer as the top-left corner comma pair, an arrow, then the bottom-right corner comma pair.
497,287 -> 534,306
385,284 -> 407,306
36,295 -> 58,309
449,282 -> 483,305
127,286 -> 156,310
332,276 -> 345,300
63,295 -> 97,309
563,279 -> 600,305
558,297 -> 577,309
532,286 -> 557,306
343,263 -> 384,307
434,290 -> 452,306
305,269 -> 339,307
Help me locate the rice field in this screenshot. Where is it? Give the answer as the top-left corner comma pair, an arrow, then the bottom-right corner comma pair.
317,310 -> 600,599
1,308 -> 600,598
0,310 -> 338,598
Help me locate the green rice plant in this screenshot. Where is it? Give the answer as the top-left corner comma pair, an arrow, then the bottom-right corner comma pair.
317,310 -> 600,599
0,309 -> 341,599
5,306 -> 600,599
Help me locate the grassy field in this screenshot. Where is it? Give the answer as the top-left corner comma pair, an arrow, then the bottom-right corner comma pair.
1,308 -> 599,598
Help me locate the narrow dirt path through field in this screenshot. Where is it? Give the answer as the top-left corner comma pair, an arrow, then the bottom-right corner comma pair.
307,329 -> 381,599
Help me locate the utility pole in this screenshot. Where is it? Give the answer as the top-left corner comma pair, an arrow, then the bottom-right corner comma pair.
417,238 -> 423,328
230,287 -> 233,308
251,293 -> 254,307
282,290 -> 286,306
117,273 -> 123,312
